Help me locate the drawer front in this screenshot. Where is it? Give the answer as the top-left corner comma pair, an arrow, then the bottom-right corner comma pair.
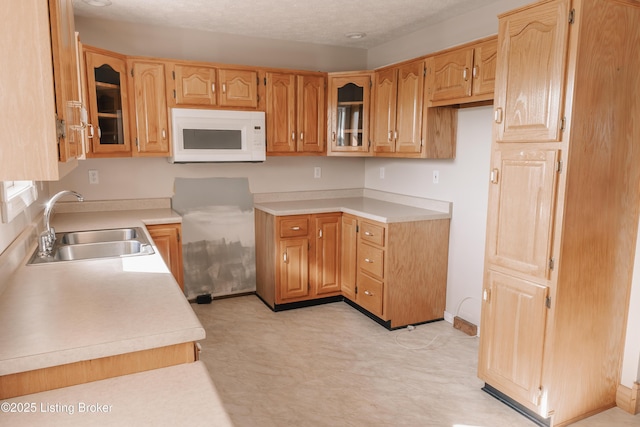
360,221 -> 385,246
279,217 -> 309,238
358,243 -> 384,279
357,273 -> 384,317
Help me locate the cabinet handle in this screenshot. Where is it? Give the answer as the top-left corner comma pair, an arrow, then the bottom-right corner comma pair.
364,231 -> 373,236
291,132 -> 296,141
87,124 -> 94,139
318,229 -> 323,238
97,126 -> 102,139
283,252 -> 288,263
300,132 -> 304,141
490,168 -> 499,184
394,130 -> 398,140
388,130 -> 392,142
162,129 -> 166,140
332,131 -> 336,142
483,289 -> 491,302
364,258 -> 373,263
463,68 -> 469,81
222,83 -> 226,94
364,290 -> 374,296
494,108 -> 503,124
472,66 -> 478,79
211,83 -> 216,94
290,226 -> 301,231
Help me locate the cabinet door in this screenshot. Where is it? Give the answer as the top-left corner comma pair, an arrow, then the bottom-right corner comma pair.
278,238 -> 309,301
146,224 -> 184,291
371,68 -> 397,152
85,50 -> 131,156
173,64 -> 217,106
218,68 -> 258,108
130,61 -> 170,156
485,149 -> 559,279
313,215 -> 341,295
266,72 -> 297,153
471,38 -> 498,98
328,74 -> 371,154
431,47 -> 473,102
49,0 -> 82,162
340,215 -> 358,300
494,0 -> 571,142
394,60 -> 424,153
296,74 -> 325,153
478,270 -> 548,408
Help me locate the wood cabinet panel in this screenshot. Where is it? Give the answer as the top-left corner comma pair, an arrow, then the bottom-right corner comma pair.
218,68 -> 258,108
146,223 -> 184,290
266,72 -> 297,153
327,73 -> 372,155
358,243 -> 384,279
296,74 -> 325,153
312,214 -> 341,295
472,39 -> 498,97
129,61 -> 170,156
278,238 -> 309,301
173,64 -> 217,106
371,68 -> 397,152
431,48 -> 474,102
494,0 -> 570,142
340,215 -> 358,300
478,270 -> 548,407
485,148 -> 559,279
355,272 -> 384,317
394,61 -> 424,153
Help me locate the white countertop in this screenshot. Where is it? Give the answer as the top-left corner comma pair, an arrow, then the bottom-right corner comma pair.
0,209 -> 204,376
254,197 -> 451,223
0,361 -> 233,426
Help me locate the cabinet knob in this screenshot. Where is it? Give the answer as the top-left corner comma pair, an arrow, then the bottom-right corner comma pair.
364,231 -> 373,236
364,290 -> 374,296
291,226 -> 300,231
364,258 -> 373,263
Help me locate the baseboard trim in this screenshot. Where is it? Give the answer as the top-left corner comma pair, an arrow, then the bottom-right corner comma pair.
616,382 -> 640,415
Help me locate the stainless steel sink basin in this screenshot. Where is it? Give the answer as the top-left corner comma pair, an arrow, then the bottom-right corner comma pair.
55,240 -> 154,261
27,227 -> 154,265
60,228 -> 139,244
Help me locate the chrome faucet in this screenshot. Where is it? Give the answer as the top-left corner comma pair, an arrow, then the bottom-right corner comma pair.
38,190 -> 84,257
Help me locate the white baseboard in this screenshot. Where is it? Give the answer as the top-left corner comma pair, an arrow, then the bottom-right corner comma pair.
444,311 -> 455,323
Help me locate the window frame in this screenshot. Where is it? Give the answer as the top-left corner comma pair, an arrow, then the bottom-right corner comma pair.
0,181 -> 38,223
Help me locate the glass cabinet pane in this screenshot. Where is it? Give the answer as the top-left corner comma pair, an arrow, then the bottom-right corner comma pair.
336,83 -> 364,147
94,64 -> 124,145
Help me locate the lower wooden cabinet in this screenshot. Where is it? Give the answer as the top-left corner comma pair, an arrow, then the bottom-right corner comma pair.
255,209 -> 450,329
255,211 -> 341,307
146,223 -> 184,291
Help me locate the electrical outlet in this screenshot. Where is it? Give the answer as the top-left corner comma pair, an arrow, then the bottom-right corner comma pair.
314,167 -> 321,179
88,169 -> 99,185
379,167 -> 385,179
433,170 -> 439,184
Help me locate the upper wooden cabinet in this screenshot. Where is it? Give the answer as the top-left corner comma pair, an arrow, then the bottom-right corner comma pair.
371,59 -> 424,155
169,64 -> 258,109
429,36 -> 498,106
129,60 -> 170,156
493,5 -> 569,143
265,72 -> 326,155
0,0 -> 83,180
171,64 -> 217,107
84,47 -> 132,157
327,72 -> 372,156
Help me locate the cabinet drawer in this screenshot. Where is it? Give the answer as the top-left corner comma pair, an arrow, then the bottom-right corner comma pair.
358,243 -> 384,279
357,273 -> 383,317
279,217 -> 309,238
360,221 -> 385,246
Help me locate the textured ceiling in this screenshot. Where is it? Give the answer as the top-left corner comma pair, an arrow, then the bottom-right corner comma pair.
72,0 -> 500,49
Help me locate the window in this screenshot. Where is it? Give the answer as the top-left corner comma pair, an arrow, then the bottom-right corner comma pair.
0,181 -> 38,223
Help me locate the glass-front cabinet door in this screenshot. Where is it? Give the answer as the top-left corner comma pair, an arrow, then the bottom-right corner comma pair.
84,47 -> 131,156
327,73 -> 372,156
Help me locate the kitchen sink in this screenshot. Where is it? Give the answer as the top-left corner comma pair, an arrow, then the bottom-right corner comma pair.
27,227 -> 154,265
60,228 -> 139,244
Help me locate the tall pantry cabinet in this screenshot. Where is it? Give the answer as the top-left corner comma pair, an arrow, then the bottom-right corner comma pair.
477,1 -> 640,426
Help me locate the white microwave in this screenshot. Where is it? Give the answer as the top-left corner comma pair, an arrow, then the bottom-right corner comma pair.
169,108 -> 266,163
